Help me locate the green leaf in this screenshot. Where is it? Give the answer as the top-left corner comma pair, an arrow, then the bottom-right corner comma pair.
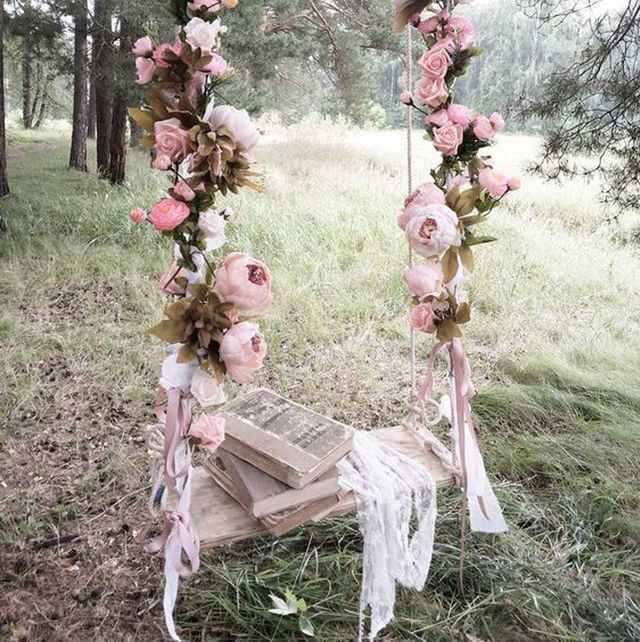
299,615 -> 315,637
464,235 -> 498,247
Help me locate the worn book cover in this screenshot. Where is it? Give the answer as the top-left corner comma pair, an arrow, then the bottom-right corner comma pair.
221,388 -> 354,488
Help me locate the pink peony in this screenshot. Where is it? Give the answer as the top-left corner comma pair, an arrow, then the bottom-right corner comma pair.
433,123 -> 464,157
135,57 -> 155,85
205,104 -> 259,152
190,368 -> 226,407
417,16 -> 439,33
490,112 -> 505,132
405,263 -> 444,298
418,47 -> 451,79
198,211 -> 226,250
153,42 -> 182,69
132,36 -> 154,57
405,203 -> 462,258
447,16 -> 475,50
173,180 -> 196,202
473,116 -> 495,142
479,168 -> 509,198
184,17 -> 221,56
414,77 -> 448,109
447,104 -> 473,127
154,118 -> 192,170
149,198 -> 191,231
427,110 -> 450,128
399,91 -> 413,105
410,303 -> 438,334
202,53 -> 228,76
220,322 -> 267,384
399,183 -> 446,229
213,253 -> 272,315
190,414 -> 225,452
129,207 -> 146,224
159,259 -> 187,295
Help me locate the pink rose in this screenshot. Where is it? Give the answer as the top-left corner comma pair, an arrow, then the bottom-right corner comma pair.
479,168 -> 509,198
427,110 -> 450,128
220,322 -> 267,384
399,183 -> 446,229
433,123 -> 464,157
410,303 -> 437,334
507,177 -> 521,191
198,211 -> 226,250
413,77 -> 448,109
447,16 -> 475,50
190,414 -> 225,452
173,180 -> 196,202
447,104 -> 473,127
213,253 -> 272,315
129,207 -> 146,224
202,53 -> 228,76
154,118 -> 192,169
184,17 -> 221,56
490,112 -> 505,132
159,259 -> 187,295
205,104 -> 259,152
132,36 -> 154,57
191,368 -> 226,407
149,198 -> 191,231
405,203 -> 461,258
153,42 -> 182,68
405,263 -> 444,299
418,47 -> 451,79
135,57 -> 155,85
473,116 -> 495,142
399,91 -> 413,105
417,16 -> 439,34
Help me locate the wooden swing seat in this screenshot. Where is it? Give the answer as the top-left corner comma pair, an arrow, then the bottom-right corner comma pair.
191,426 -> 454,548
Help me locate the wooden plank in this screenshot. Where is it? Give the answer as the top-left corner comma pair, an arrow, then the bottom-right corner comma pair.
192,426 -> 454,548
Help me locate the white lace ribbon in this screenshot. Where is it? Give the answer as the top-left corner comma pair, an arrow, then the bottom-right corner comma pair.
337,431 -> 437,642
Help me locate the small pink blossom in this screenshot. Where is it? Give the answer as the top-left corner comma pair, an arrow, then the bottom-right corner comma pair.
173,180 -> 196,202
433,123 -> 464,157
214,253 -> 272,315
184,17 -> 221,56
447,16 -> 475,50
410,303 -> 438,334
447,104 -> 473,127
202,53 -> 228,76
405,263 -> 444,299
473,116 -> 495,142
413,77 -> 448,109
405,203 -> 461,258
149,198 -> 191,232
418,47 -> 451,79
132,36 -> 154,57
427,110 -> 450,128
190,414 -> 225,452
153,42 -> 182,69
399,91 -> 413,105
479,168 -> 509,198
129,207 -> 146,224
154,118 -> 192,169
135,57 -> 155,85
417,16 -> 439,33
490,112 -> 505,132
220,322 -> 267,384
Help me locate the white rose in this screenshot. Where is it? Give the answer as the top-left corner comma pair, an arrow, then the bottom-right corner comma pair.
197,210 -> 226,251
184,17 -> 221,56
204,104 -> 259,152
190,368 -> 226,408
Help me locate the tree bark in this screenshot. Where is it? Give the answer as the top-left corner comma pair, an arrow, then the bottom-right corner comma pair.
22,38 -> 33,129
88,57 -> 96,139
94,0 -> 113,177
0,2 -> 10,197
109,16 -> 130,185
69,0 -> 89,172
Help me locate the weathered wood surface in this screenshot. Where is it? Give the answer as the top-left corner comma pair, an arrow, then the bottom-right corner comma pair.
192,426 -> 454,548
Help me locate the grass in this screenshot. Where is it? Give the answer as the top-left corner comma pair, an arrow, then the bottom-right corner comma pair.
0,120 -> 639,641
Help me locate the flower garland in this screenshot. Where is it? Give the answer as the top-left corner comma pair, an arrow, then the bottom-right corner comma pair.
397,0 -> 515,535
127,2 -> 271,640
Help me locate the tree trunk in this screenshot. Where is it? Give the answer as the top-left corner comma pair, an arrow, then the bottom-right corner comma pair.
0,2 -> 10,197
94,0 -> 113,177
88,58 -> 96,139
109,16 -> 130,185
34,74 -> 52,129
22,38 -> 33,129
69,0 -> 88,172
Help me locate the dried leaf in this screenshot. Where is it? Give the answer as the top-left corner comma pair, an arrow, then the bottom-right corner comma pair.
148,319 -> 186,343
437,319 -> 462,343
455,302 -> 471,324
442,248 -> 459,283
459,245 -> 474,272
446,185 -> 460,210
177,344 -> 197,364
128,107 -> 156,132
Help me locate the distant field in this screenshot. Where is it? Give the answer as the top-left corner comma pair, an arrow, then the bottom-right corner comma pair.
1,124 -> 639,641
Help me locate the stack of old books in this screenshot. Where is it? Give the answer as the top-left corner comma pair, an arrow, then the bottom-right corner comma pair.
205,389 -> 355,537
